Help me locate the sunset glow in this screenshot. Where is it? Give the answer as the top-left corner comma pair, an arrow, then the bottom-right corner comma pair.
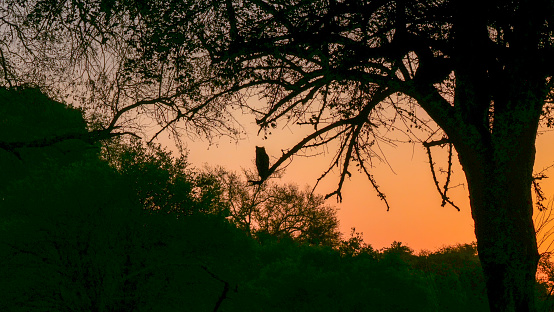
172,112 -> 554,253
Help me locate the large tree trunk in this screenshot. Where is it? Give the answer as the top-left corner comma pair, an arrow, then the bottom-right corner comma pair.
455,105 -> 542,311
459,149 -> 539,311
449,3 -> 545,309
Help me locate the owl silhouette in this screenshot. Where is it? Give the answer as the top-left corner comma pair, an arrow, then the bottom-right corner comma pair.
255,146 -> 270,182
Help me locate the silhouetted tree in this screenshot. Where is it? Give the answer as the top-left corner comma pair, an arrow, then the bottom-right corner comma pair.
102,137 -> 229,217
338,228 -> 377,258
415,243 -> 489,311
209,167 -> 341,246
0,86 -> 102,195
0,1 -> 242,148
0,85 -> 133,169
114,1 -> 552,310
0,89 -> 255,311
5,1 -> 554,310
243,239 -> 438,312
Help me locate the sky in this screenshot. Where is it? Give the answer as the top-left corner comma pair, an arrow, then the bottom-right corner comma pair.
159,107 -> 554,254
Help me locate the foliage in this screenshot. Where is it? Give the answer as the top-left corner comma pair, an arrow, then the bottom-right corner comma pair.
0,89 -> 255,311
338,227 -> 377,257
414,243 -> 489,312
536,252 -> 554,311
208,167 -> 341,246
238,238 -> 486,312
0,86 -> 92,189
102,137 -> 229,217
0,86 -> 86,142
0,160 -> 254,311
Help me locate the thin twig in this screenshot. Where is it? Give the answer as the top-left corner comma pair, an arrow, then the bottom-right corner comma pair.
423,139 -> 460,211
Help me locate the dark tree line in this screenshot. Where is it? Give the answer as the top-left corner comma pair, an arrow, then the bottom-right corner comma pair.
1,86 -> 554,311
2,87 -> 554,310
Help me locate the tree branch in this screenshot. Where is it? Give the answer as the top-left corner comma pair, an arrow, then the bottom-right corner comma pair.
200,265 -> 236,312
423,139 -> 460,211
263,88 -> 394,191
354,143 -> 391,211
400,81 -> 460,141
422,137 -> 451,148
0,128 -> 137,158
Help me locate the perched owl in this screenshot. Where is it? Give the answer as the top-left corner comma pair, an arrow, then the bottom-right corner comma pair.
255,146 -> 270,181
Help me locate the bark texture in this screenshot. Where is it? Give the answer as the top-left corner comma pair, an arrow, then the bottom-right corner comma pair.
457,136 -> 540,312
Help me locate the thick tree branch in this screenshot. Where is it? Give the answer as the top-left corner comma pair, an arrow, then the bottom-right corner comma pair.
0,128 -> 136,158
422,137 -> 451,148
400,81 -> 461,142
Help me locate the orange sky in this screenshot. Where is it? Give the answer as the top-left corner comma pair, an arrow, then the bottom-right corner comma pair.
161,110 -> 554,253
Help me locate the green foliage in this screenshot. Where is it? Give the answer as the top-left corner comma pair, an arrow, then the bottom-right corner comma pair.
536,252 -> 554,311
0,87 -> 86,143
1,160 -> 133,311
413,243 -> 489,312
0,88 -> 503,311
240,239 -> 438,312
0,89 -> 252,311
338,228 -> 377,258
103,138 -> 229,217
0,87 -> 93,191
0,145 -> 254,312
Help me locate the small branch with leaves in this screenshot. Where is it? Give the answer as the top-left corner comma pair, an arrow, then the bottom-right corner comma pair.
423,138 -> 460,211
533,162 -> 554,211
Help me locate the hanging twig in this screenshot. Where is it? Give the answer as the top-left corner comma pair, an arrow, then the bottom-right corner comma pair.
355,143 -> 391,211
423,139 -> 460,211
442,142 -> 454,207
533,162 -> 554,211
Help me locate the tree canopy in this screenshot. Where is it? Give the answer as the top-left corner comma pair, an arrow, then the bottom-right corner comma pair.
209,167 -> 341,245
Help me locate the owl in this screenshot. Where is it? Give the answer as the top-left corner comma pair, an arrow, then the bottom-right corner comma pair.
256,146 -> 270,181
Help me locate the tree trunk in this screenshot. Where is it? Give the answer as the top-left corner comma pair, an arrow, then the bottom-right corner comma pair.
456,119 -> 541,311
449,4 -> 545,307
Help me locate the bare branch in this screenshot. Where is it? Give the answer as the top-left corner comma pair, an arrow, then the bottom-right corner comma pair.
423,139 -> 460,211
0,128 -> 137,157
200,265 -> 236,312
442,142 -> 454,207
324,125 -> 358,202
354,143 -> 391,211
263,88 -> 395,190
0,47 -> 13,87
